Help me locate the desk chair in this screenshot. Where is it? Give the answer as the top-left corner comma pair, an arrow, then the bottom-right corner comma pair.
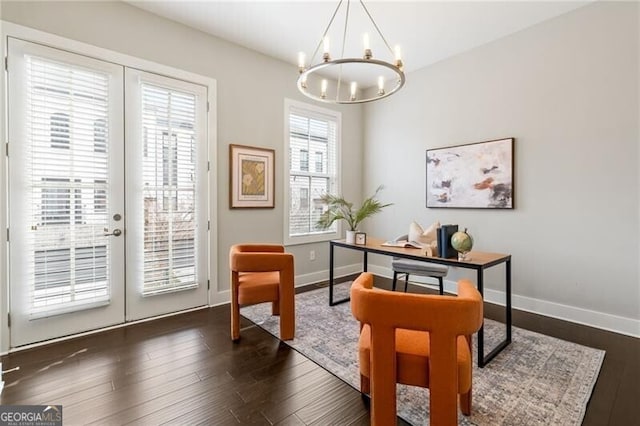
392,234 -> 448,294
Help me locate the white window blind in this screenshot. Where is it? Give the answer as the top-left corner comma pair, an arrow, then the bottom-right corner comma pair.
286,103 -> 339,240
140,83 -> 198,296
25,55 -> 111,317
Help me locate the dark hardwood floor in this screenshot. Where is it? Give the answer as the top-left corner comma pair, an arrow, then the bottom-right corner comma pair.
0,276 -> 637,425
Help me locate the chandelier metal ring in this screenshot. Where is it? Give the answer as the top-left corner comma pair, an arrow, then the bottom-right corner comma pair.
297,58 -> 405,104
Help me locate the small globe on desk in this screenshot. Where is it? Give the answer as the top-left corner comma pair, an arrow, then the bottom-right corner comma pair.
451,229 -> 473,260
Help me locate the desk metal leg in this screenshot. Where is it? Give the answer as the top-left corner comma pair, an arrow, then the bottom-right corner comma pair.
506,258 -> 512,343
329,242 -> 351,306
477,269 -> 485,368
477,261 -> 512,368
329,243 -> 335,305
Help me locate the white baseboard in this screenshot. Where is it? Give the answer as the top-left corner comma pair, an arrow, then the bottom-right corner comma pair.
293,264 -> 363,287
500,291 -> 640,338
210,289 -> 230,307
366,264 -> 640,338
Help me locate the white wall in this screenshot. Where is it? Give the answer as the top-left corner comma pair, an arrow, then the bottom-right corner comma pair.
364,1 -> 639,336
0,0 -> 364,314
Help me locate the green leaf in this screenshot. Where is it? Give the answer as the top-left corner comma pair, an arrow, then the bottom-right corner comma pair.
315,185 -> 392,231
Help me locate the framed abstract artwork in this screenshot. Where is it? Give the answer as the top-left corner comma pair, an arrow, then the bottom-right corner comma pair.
229,144 -> 275,208
426,138 -> 514,209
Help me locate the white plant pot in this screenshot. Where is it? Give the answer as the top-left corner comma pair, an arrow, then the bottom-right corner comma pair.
345,230 -> 357,244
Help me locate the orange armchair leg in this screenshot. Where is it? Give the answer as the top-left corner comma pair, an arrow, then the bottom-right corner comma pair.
360,374 -> 370,394
460,390 -> 472,416
278,295 -> 295,340
231,300 -> 241,342
429,334 -> 459,425
370,326 -> 397,426
278,268 -> 295,341
231,272 -> 241,342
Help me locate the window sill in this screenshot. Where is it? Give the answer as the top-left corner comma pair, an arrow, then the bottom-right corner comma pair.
284,231 -> 338,246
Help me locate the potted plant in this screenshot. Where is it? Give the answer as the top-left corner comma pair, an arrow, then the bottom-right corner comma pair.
316,185 -> 392,243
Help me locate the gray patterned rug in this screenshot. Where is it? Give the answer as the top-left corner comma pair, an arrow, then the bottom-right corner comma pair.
241,283 -> 604,425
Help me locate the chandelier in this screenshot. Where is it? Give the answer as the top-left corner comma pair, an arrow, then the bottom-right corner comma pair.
296,0 -> 405,104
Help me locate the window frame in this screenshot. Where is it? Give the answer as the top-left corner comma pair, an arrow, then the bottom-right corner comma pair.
283,99 -> 341,246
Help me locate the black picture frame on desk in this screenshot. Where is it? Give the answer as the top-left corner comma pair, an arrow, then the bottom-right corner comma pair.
355,232 -> 367,245
426,137 -> 514,209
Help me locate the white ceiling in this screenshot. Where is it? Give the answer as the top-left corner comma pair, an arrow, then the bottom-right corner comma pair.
127,0 -> 591,78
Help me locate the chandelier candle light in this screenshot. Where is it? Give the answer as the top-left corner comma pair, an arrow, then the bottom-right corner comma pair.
297,0 -> 405,104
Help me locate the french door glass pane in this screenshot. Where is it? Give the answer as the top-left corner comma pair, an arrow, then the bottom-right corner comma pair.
141,83 -> 198,296
26,54 -> 111,316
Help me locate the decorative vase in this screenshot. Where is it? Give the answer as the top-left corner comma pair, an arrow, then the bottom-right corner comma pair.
345,230 -> 357,244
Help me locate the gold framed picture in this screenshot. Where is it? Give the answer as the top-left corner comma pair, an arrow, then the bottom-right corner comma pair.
355,232 -> 367,245
229,144 -> 275,208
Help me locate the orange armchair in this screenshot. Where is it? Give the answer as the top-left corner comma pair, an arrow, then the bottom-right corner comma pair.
229,244 -> 295,342
351,272 -> 483,426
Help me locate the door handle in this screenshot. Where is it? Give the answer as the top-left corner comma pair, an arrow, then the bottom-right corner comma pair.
104,228 -> 122,237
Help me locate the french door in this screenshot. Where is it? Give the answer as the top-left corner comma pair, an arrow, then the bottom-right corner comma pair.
124,69 -> 208,322
7,38 -> 209,347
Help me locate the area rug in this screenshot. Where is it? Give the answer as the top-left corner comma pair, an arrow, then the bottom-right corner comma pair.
241,282 -> 604,425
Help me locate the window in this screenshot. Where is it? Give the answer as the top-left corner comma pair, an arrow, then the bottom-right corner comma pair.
300,187 -> 309,209
161,131 -> 179,211
40,178 -> 83,225
315,151 -> 324,172
34,248 -> 70,292
51,112 -> 70,149
300,149 -> 309,171
94,179 -> 107,212
33,246 -> 107,308
73,179 -> 82,224
41,178 -> 70,225
94,119 -> 107,153
284,99 -> 340,244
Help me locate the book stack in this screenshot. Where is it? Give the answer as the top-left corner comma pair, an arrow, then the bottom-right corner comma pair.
437,224 -> 458,258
